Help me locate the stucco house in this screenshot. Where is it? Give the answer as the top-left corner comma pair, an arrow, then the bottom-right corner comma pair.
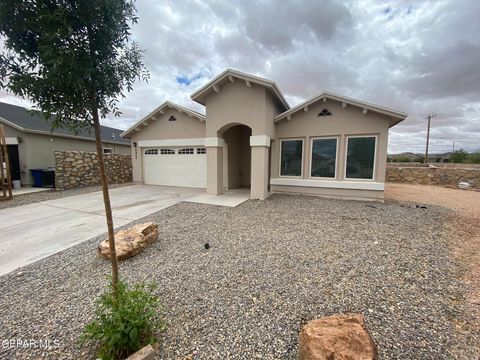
122,69 -> 407,201
0,102 -> 130,186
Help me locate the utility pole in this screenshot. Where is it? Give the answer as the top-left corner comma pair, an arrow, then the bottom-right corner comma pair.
424,113 -> 436,163
452,141 -> 455,152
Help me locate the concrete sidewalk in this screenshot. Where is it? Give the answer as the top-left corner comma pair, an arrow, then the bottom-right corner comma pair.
0,185 -> 202,276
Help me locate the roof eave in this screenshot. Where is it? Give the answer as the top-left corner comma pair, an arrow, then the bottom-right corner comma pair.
121,101 -> 206,138
274,92 -> 408,124
190,69 -> 290,111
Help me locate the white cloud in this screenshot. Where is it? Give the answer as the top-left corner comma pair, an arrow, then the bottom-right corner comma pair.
1,0 -> 479,153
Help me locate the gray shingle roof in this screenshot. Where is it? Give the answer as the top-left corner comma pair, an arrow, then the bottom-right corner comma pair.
0,101 -> 130,145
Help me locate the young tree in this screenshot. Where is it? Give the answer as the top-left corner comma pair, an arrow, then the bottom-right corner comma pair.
0,0 -> 148,292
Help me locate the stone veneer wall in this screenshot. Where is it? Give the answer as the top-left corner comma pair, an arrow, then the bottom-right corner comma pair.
386,165 -> 480,189
387,162 -> 480,169
54,150 -> 132,190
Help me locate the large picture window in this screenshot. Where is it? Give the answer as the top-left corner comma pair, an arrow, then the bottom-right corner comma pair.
311,138 -> 337,178
345,136 -> 376,180
280,139 -> 303,177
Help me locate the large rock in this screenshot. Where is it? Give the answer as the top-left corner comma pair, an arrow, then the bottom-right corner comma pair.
298,313 -> 378,360
98,223 -> 159,261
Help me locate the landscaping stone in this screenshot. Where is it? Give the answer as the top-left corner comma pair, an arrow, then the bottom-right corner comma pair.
98,223 -> 159,261
298,313 -> 377,360
125,344 -> 155,360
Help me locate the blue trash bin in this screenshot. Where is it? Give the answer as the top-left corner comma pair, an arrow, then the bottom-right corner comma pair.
30,169 -> 45,187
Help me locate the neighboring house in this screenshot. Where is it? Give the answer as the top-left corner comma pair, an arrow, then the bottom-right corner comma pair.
0,102 -> 130,186
122,69 -> 408,201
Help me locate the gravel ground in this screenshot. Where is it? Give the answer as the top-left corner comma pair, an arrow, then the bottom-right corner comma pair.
0,194 -> 478,359
0,183 -> 134,210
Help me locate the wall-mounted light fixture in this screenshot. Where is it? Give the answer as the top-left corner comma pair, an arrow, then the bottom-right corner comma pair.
16,136 -> 22,143
133,142 -> 137,148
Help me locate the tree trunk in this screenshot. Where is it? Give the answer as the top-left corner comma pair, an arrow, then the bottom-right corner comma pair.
92,109 -> 119,292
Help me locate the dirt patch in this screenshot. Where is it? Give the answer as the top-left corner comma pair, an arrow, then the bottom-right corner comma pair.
385,183 -> 480,218
386,183 -> 480,332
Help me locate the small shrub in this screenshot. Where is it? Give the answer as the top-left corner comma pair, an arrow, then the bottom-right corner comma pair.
450,149 -> 468,163
81,280 -> 165,360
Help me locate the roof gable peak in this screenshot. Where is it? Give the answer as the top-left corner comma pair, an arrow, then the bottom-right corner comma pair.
121,101 -> 205,138
190,69 -> 289,111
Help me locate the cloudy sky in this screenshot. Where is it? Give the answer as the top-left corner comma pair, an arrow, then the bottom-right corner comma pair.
1,0 -> 479,154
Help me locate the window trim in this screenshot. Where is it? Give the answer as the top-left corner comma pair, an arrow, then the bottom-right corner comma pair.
309,136 -> 339,180
344,134 -> 378,181
279,138 -> 304,178
178,148 -> 194,155
160,148 -> 175,155
196,148 -> 206,154
103,147 -> 113,154
144,148 -> 158,155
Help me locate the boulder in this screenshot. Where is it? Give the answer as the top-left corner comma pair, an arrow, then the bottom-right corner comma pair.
98,223 -> 159,261
298,313 -> 377,360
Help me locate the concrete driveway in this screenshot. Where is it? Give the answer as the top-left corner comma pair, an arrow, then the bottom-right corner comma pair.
0,184 -> 202,276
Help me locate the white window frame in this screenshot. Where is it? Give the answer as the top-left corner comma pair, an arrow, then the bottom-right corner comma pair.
160,148 -> 175,155
196,148 -> 206,154
103,148 -> 113,154
178,148 -> 194,155
309,136 -> 339,180
279,138 -> 304,178
144,149 -> 158,155
344,134 -> 378,181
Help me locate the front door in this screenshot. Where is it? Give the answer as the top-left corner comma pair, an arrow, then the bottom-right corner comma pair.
7,145 -> 20,181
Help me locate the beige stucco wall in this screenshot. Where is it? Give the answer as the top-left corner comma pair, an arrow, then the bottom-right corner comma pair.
2,123 -> 129,185
204,81 -> 281,198
129,108 -> 206,182
271,100 -> 390,184
205,81 -> 274,137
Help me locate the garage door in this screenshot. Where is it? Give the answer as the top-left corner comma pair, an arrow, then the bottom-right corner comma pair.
143,147 -> 207,188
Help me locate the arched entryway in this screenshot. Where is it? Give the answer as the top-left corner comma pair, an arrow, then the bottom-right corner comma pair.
219,123 -> 252,190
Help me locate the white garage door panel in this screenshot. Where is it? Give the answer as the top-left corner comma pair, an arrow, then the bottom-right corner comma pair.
143,148 -> 206,188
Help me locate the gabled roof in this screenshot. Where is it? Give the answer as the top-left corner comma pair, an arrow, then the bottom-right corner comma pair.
0,101 -> 130,144
190,69 -> 290,111
121,101 -> 205,138
274,91 -> 408,127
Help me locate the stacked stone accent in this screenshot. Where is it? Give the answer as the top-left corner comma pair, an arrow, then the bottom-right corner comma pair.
388,162 -> 480,169
386,165 -> 480,189
54,150 -> 132,190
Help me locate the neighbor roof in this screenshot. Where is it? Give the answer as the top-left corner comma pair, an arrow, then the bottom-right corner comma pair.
121,101 -> 206,138
191,69 -> 290,111
274,91 -> 408,127
0,102 -> 130,144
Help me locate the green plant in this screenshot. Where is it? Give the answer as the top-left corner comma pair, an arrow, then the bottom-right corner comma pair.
450,149 -> 468,163
413,155 -> 425,163
466,151 -> 480,164
81,280 -> 165,360
392,156 -> 412,163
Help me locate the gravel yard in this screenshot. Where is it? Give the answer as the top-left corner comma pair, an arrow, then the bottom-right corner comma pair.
0,182 -> 134,210
0,194 -> 478,359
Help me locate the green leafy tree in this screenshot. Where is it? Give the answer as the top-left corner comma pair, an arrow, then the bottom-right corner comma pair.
0,0 -> 148,292
466,151 -> 480,164
450,149 -> 468,163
